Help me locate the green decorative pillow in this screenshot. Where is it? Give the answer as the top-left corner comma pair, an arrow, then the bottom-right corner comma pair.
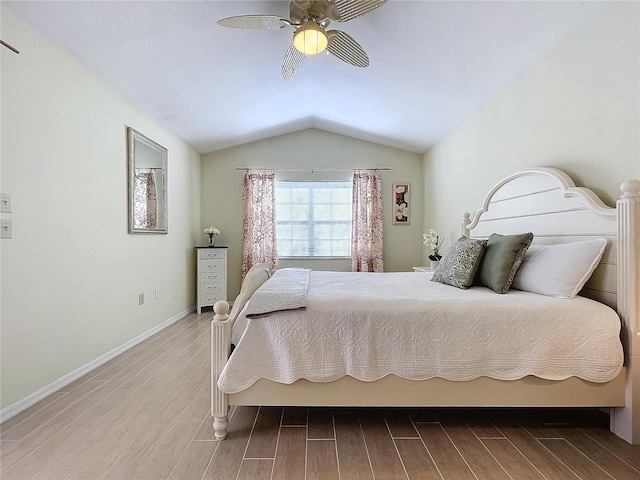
477,232 -> 534,293
431,237 -> 487,289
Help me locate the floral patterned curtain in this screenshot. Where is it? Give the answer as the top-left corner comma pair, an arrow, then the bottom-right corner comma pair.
241,170 -> 278,280
134,170 -> 157,229
351,170 -> 384,272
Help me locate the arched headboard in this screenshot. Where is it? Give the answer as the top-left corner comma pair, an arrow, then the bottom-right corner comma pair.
462,167 -> 640,444
462,167 -> 617,308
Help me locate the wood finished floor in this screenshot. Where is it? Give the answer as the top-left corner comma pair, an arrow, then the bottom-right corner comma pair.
1,312 -> 639,480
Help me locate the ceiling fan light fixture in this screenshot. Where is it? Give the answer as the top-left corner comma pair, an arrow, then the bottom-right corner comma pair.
294,21 -> 328,55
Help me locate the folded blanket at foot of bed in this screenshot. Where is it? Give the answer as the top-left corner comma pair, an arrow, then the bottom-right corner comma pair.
245,268 -> 310,318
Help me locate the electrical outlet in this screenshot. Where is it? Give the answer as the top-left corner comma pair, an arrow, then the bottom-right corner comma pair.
1,219 -> 12,239
138,293 -> 144,305
155,287 -> 160,299
0,193 -> 11,213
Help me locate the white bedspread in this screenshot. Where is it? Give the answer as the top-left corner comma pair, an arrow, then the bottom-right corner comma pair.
218,270 -> 624,394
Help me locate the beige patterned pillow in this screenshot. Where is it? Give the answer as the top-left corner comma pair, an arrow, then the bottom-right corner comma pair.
431,237 -> 487,289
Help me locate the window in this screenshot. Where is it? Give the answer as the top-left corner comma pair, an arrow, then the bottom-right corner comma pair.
276,181 -> 352,257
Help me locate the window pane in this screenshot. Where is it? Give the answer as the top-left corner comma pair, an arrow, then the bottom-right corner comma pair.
276,187 -> 291,203
276,204 -> 291,221
332,188 -> 351,203
291,205 -> 309,220
333,240 -> 350,256
313,188 -> 330,203
291,240 -> 309,256
332,205 -> 351,221
314,204 -> 331,220
278,240 -> 292,256
332,223 -> 351,239
276,224 -> 291,238
314,240 -> 332,256
291,224 -> 308,239
314,224 -> 332,239
291,188 -> 309,203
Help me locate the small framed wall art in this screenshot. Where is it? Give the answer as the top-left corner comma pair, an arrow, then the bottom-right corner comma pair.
393,182 -> 410,225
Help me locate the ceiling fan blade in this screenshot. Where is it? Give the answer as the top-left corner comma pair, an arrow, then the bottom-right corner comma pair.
217,15 -> 290,30
332,0 -> 388,22
327,30 -> 369,68
282,44 -> 305,79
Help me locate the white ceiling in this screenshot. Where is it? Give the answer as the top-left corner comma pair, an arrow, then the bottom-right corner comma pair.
4,1 -> 614,154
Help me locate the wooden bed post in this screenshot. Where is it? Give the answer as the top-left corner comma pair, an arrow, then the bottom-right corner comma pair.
211,301 -> 231,440
209,263 -> 272,441
462,212 -> 471,238
612,179 -> 640,444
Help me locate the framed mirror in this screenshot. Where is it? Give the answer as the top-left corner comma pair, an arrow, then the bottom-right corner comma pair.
127,127 -> 168,234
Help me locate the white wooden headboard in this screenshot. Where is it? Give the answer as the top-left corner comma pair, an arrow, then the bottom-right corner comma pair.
462,167 -> 640,444
462,167 -> 617,308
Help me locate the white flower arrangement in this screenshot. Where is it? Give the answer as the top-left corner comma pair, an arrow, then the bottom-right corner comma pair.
422,229 -> 443,260
204,227 -> 220,236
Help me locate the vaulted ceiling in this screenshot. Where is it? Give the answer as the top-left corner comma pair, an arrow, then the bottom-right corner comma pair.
4,1 -> 613,154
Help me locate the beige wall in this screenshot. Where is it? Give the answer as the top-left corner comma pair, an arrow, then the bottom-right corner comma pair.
423,2 -> 640,247
4,0 -> 636,412
0,7 -> 202,409
201,129 -> 424,299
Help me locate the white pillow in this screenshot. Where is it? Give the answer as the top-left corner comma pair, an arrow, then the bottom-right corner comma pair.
511,238 -> 607,298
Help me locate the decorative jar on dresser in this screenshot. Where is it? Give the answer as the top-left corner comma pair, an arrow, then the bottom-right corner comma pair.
195,246 -> 228,313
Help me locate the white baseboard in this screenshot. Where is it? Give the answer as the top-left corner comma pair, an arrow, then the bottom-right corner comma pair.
0,306 -> 195,424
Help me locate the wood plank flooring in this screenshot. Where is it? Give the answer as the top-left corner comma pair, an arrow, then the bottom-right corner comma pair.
2,312 -> 639,480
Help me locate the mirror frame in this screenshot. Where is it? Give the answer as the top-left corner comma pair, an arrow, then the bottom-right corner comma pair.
127,127 -> 168,234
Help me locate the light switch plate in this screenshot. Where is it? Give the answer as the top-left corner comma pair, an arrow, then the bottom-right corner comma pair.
1,219 -> 12,238
0,193 -> 11,213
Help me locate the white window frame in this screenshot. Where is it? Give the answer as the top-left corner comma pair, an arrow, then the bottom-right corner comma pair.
276,181 -> 352,259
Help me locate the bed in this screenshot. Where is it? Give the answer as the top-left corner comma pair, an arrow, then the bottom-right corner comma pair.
211,167 -> 640,444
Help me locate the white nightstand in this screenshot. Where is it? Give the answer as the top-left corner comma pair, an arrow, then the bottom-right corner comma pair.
412,266 -> 433,272
195,246 -> 228,313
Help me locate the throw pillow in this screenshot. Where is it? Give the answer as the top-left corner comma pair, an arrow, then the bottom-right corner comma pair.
477,232 -> 534,294
431,237 -> 487,289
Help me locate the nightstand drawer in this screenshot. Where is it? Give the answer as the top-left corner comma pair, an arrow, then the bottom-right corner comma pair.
199,249 -> 225,260
201,271 -> 225,283
200,293 -> 226,305
200,261 -> 225,272
201,283 -> 224,293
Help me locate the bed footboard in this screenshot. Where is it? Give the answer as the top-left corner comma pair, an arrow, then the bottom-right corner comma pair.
211,301 -> 231,440
211,263 -> 272,440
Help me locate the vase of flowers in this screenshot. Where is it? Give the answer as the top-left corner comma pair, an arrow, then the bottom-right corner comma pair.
204,227 -> 220,247
422,229 -> 443,269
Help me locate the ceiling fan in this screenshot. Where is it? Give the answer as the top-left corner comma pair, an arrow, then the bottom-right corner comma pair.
217,0 -> 387,79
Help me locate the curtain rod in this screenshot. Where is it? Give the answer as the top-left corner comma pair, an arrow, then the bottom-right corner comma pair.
0,40 -> 19,54
236,168 -> 391,172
